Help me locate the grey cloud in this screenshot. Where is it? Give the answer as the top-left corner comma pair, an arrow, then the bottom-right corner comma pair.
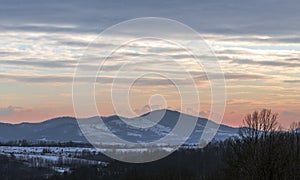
276,37 -> 300,44
287,58 -> 300,62
0,74 -> 74,83
198,111 -> 208,117
0,73 -> 176,85
142,105 -> 151,112
231,59 -> 300,67
225,73 -> 269,80
215,49 -> 251,56
281,111 -> 298,117
0,106 -> 22,116
1,24 -> 82,34
0,59 -> 77,68
283,80 -> 300,83
0,0 -> 300,37
195,72 -> 269,81
213,36 -> 300,44
0,70 -> 270,84
147,47 -> 187,54
56,40 -> 90,48
0,51 -> 24,56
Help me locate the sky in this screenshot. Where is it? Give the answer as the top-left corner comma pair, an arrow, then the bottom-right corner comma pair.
0,0 -> 300,128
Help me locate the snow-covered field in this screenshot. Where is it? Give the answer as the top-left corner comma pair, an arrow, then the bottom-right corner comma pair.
0,146 -> 107,173
0,145 -> 177,154
0,146 -> 100,154
0,145 -> 198,173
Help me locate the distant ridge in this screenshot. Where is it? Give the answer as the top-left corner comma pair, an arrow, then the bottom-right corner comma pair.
0,109 -> 239,144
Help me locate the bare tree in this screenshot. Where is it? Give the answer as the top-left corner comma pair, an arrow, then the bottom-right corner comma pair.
226,109 -> 300,179
290,121 -> 300,131
241,109 -> 278,140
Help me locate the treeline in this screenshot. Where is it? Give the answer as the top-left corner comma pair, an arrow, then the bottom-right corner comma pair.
225,130 -> 300,179
0,140 -> 92,147
47,130 -> 299,180
0,154 -> 54,180
2,129 -> 299,180
225,109 -> 300,179
1,131 -> 299,179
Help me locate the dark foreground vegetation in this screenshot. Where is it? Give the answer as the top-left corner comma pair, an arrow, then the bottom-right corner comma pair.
0,154 -> 54,180
0,109 -> 299,180
48,131 -> 299,180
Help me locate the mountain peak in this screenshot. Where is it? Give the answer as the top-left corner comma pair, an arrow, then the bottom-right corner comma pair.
141,108 -> 180,117
0,109 -> 239,143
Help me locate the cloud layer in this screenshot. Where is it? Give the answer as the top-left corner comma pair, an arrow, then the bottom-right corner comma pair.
0,0 -> 299,128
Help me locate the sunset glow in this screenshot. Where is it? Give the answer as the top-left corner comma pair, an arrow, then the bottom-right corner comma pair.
1,1 -> 299,129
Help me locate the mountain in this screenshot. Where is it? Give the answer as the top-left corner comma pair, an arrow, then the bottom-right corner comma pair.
0,117 -> 87,143
0,109 -> 239,144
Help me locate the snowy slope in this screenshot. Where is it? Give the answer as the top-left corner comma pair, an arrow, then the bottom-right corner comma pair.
0,110 -> 239,144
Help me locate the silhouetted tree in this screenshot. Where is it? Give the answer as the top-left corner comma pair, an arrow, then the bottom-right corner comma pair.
225,109 -> 300,179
